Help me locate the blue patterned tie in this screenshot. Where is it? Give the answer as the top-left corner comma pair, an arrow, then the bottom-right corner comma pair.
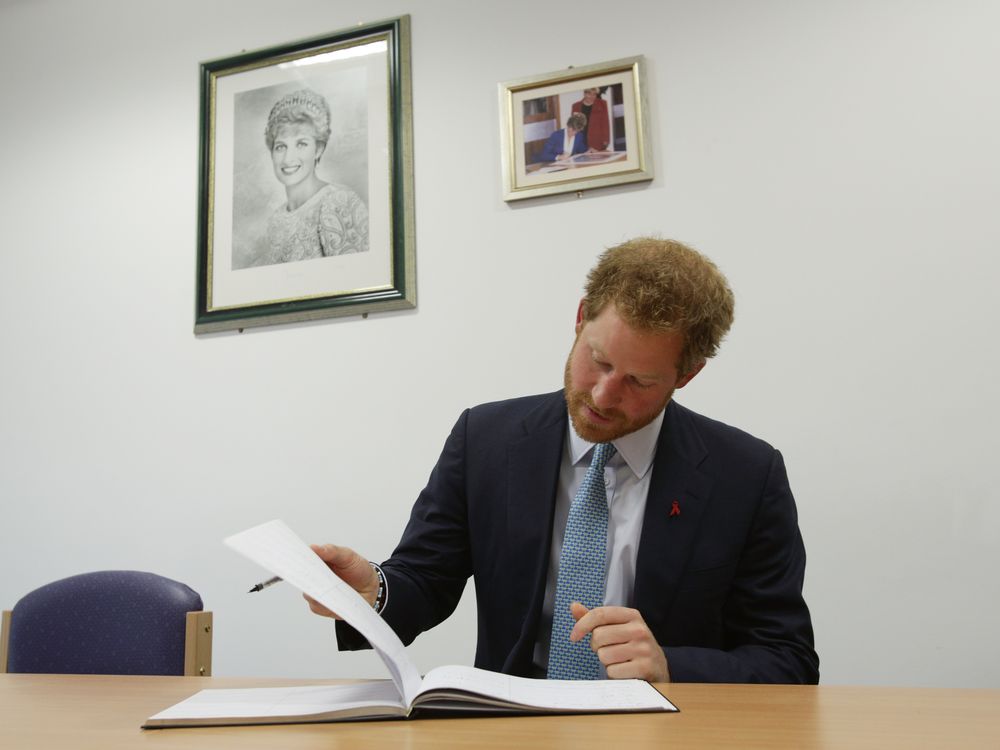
547,442 -> 616,679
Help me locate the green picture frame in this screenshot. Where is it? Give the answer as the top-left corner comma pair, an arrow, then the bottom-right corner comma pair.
195,16 -> 415,333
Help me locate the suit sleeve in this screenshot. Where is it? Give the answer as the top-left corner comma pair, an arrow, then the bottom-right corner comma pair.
663,450 -> 819,683
337,410 -> 473,651
539,131 -> 562,162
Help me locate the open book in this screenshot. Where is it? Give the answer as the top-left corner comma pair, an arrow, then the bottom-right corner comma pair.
143,519 -> 677,728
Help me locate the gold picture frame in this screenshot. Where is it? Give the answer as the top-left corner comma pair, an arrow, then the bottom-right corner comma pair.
498,56 -> 653,202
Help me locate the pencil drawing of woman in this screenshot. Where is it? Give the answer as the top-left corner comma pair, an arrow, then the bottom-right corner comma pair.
260,88 -> 369,265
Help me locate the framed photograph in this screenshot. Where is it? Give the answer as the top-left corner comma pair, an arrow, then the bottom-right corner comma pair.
498,56 -> 653,202
195,16 -> 415,333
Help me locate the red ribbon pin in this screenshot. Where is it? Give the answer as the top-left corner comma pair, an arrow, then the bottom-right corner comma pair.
670,500 -> 681,517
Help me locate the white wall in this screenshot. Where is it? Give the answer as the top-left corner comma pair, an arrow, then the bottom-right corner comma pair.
1,0 -> 998,688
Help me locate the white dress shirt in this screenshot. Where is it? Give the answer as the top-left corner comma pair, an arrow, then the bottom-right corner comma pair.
563,129 -> 576,158
532,409 -> 665,676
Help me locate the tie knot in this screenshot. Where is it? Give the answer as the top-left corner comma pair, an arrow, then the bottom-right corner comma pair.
590,442 -> 616,471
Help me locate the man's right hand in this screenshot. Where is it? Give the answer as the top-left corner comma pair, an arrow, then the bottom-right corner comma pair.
304,544 -> 380,619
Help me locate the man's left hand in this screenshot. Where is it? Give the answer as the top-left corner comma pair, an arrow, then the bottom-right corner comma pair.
569,602 -> 670,682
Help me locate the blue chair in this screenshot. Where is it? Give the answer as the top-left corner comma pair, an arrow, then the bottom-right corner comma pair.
1,570 -> 212,676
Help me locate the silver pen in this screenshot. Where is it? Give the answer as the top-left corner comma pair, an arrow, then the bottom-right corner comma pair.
247,575 -> 282,593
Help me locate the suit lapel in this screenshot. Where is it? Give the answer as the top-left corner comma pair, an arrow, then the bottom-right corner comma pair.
634,401 -> 715,629
503,392 -> 567,672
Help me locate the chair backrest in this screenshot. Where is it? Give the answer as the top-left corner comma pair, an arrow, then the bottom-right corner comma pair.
1,570 -> 212,676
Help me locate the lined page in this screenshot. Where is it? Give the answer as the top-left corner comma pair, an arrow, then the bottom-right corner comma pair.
224,520 -> 423,704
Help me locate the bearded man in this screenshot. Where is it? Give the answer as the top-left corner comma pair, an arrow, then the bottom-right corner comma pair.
308,237 -> 819,685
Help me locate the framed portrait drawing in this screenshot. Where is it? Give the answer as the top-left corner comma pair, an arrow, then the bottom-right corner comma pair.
195,16 -> 415,333
498,56 -> 653,202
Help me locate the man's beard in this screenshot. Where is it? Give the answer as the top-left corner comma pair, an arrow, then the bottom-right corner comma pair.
563,351 -> 672,444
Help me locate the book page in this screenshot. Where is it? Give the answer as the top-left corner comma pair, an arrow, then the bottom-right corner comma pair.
416,665 -> 677,712
566,151 -> 627,165
224,520 -> 424,704
144,681 -> 405,726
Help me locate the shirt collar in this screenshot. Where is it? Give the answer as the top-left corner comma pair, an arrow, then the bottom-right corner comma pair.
566,408 -> 664,479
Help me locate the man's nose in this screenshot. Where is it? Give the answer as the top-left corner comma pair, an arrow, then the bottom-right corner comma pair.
592,374 -> 622,408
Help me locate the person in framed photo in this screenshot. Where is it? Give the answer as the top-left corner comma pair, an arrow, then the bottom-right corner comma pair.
261,88 -> 369,265
538,112 -> 589,163
571,87 -> 610,152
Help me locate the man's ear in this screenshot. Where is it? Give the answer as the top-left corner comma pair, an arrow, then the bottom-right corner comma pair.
575,299 -> 586,333
675,360 -> 706,389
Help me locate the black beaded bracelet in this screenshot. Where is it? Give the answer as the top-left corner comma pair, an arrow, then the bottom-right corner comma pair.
368,561 -> 387,614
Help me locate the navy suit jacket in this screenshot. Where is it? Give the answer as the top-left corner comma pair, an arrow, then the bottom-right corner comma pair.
538,130 -> 588,163
338,391 -> 819,683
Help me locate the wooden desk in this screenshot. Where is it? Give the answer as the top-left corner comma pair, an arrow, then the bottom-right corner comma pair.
1,674 -> 998,749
